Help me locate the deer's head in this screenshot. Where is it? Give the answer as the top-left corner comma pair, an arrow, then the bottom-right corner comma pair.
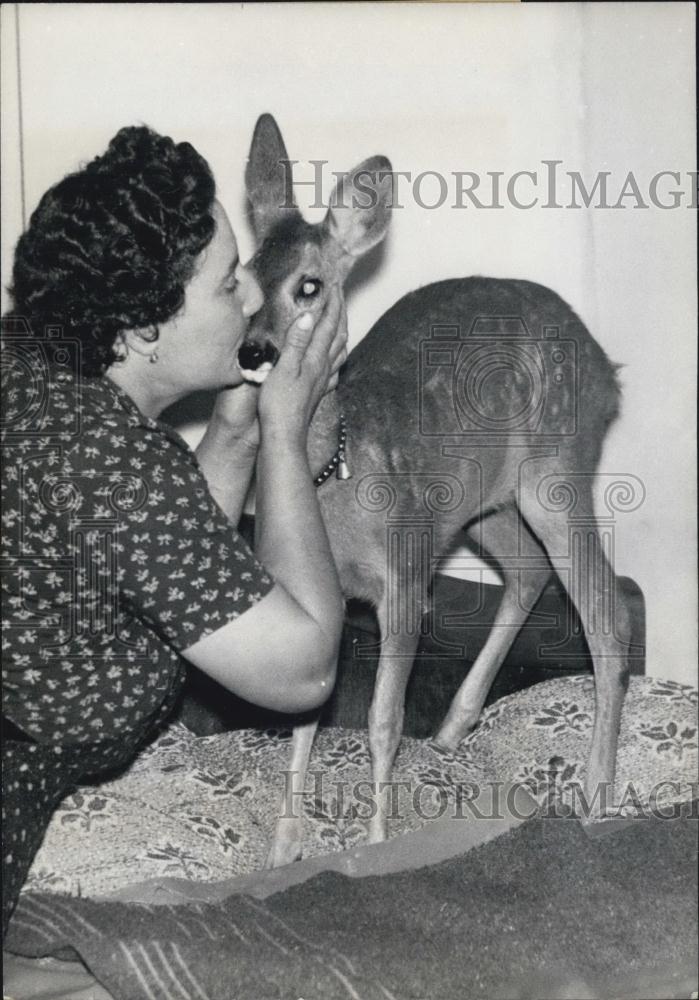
243,114 -> 393,358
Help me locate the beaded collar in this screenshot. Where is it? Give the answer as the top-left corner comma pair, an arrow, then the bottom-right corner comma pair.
313,412 -> 351,487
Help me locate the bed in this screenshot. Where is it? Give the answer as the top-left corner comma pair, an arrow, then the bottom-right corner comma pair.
3,674 -> 697,1000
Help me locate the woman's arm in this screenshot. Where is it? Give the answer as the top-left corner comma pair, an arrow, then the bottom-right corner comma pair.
194,383 -> 259,525
183,290 -> 347,714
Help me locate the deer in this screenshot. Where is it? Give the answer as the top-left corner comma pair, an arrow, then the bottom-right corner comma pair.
242,114 -> 633,867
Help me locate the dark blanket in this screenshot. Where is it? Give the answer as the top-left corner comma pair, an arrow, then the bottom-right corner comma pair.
6,817 -> 698,1000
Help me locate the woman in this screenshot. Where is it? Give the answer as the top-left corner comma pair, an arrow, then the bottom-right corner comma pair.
1,125 -> 346,935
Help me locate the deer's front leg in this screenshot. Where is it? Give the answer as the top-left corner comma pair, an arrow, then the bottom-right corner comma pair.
267,717 -> 320,868
366,629 -> 420,844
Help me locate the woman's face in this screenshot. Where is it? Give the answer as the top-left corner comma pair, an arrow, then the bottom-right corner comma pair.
155,201 -> 263,391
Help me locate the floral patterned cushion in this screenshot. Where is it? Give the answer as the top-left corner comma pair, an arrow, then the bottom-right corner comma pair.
24,675 -> 697,898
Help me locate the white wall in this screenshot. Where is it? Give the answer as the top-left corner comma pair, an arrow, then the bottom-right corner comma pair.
580,3 -> 697,689
1,2 -> 696,684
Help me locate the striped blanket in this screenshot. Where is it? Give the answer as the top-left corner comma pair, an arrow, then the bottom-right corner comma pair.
6,815 -> 698,1000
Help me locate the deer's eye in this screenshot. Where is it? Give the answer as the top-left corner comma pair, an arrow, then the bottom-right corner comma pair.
297,278 -> 322,300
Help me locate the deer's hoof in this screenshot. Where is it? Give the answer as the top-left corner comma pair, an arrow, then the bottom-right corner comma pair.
579,810 -> 640,839
433,717 -> 477,751
366,819 -> 388,846
265,839 -> 302,870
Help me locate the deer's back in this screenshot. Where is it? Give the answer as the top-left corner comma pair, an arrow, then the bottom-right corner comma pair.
323,277 -> 621,604
339,276 -> 620,449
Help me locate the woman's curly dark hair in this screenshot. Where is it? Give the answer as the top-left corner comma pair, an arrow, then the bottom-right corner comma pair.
7,125 -> 216,376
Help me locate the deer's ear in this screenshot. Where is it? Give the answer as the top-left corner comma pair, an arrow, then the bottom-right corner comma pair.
325,157 -> 393,258
246,114 -> 298,241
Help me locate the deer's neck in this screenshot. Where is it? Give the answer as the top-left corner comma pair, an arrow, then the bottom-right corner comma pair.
307,389 -> 343,477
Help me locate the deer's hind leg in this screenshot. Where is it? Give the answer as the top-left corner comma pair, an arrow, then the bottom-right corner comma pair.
435,506 -> 551,749
515,474 -> 632,821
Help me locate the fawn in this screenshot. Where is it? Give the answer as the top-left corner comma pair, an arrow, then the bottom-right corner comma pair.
244,114 -> 632,866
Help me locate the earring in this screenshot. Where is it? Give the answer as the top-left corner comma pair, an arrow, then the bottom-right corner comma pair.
149,350 -> 159,364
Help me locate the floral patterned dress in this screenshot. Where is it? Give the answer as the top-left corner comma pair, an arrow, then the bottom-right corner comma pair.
1,348 -> 274,934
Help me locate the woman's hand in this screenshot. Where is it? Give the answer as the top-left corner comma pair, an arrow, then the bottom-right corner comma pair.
258,285 -> 347,439
209,380 -> 261,453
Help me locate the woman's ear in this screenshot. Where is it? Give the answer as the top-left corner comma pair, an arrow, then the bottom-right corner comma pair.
115,326 -> 159,363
